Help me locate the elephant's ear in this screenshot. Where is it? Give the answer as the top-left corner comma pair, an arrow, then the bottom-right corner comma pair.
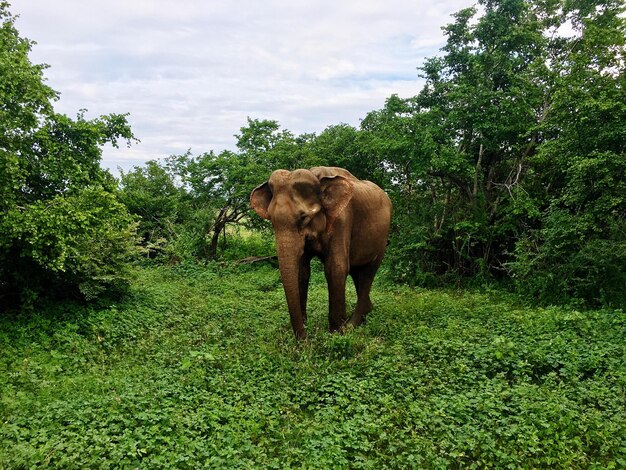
320,175 -> 354,232
250,182 -> 272,220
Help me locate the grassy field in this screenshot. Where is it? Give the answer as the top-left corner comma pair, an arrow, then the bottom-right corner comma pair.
1,262 -> 625,468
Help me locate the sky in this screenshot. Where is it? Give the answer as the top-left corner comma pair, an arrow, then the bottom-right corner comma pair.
10,0 -> 472,173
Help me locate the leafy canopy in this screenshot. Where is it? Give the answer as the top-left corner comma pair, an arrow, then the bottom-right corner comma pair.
0,3 -> 139,306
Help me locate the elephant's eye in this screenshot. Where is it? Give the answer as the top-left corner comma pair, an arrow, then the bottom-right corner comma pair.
293,181 -> 317,198
298,206 -> 321,229
298,213 -> 311,226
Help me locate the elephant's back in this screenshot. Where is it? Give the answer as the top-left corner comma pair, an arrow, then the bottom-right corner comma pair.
309,166 -> 358,180
353,180 -> 392,219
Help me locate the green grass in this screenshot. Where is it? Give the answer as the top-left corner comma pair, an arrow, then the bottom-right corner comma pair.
1,262 -> 625,468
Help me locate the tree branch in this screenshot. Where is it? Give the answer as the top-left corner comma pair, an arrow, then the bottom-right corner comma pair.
428,171 -> 473,200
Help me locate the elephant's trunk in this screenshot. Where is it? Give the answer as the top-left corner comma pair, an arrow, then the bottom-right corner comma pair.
275,231 -> 306,340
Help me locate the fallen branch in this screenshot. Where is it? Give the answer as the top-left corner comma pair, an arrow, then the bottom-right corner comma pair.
236,255 -> 278,265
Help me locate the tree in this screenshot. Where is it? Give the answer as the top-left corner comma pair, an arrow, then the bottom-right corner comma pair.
118,160 -> 183,257
165,119 -> 313,260
355,0 -> 625,308
511,0 -> 626,306
0,3 -> 138,306
308,124 -> 380,181
410,0 -> 551,278
168,149 -> 258,260
360,96 -> 452,283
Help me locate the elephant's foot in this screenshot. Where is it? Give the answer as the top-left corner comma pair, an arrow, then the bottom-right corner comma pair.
328,325 -> 342,334
346,302 -> 373,328
328,311 -> 347,333
345,315 -> 363,329
345,313 -> 364,328
328,315 -> 346,333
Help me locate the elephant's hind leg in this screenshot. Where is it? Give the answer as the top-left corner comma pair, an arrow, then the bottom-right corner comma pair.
347,262 -> 379,327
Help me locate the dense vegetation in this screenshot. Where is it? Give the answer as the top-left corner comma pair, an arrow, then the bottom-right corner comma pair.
116,0 -> 625,309
2,263 -> 625,467
0,2 -> 138,307
1,0 -> 626,466
2,0 -> 625,308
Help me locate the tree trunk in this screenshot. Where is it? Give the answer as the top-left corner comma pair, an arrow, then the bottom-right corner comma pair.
208,223 -> 222,260
208,206 -> 229,260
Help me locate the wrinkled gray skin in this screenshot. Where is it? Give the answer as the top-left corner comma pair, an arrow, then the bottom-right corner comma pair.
250,167 -> 392,340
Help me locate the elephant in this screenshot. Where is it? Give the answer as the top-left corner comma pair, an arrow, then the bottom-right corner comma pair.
250,166 -> 392,340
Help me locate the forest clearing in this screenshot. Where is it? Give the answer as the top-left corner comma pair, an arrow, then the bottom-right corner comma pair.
2,0 -> 626,466
2,263 -> 625,468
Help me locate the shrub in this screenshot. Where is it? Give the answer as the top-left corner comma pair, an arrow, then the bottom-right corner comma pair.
0,4 -> 138,306
1,186 -> 140,304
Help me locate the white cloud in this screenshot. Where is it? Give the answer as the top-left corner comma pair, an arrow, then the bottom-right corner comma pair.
10,0 -> 471,172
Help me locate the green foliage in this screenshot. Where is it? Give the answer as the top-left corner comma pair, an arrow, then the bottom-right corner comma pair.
219,229 -> 275,261
308,124 -> 380,182
120,119 -> 318,263
118,160 -> 183,258
0,3 -> 139,306
510,0 -> 626,307
511,208 -> 626,308
1,265 -> 625,467
0,2 -> 56,160
1,186 -> 139,301
353,0 -> 626,307
161,147 -> 268,261
357,0 -> 555,283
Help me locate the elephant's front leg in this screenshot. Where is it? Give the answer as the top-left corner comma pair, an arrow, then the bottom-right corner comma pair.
324,260 -> 348,332
299,256 -> 311,324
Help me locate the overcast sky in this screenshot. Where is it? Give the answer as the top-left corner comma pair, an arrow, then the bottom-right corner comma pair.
10,0 -> 471,173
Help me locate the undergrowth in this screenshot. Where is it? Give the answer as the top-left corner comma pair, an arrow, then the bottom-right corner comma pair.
1,262 -> 625,468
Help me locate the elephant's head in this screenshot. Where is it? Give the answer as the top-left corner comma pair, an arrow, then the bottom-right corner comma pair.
250,169 -> 354,338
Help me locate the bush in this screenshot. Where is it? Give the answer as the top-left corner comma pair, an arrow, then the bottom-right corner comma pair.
1,186 -> 140,305
510,210 -> 626,308
0,4 -> 138,306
